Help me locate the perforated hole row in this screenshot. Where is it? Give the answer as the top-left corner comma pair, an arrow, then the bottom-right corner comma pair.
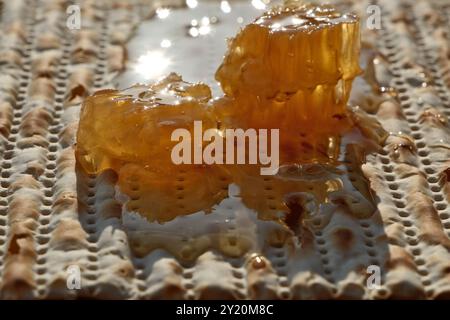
359,220 -> 381,267
267,246 -> 291,299
182,267 -> 195,299
416,5 -> 450,118
0,2 -> 36,281
257,178 -> 291,299
377,3 -> 444,297
229,260 -> 247,299
219,213 -> 248,298
33,11 -> 77,299
340,143 -> 380,298
132,251 -> 149,297
389,9 -> 450,231
405,6 -> 450,232
232,260 -> 250,298
313,230 -> 335,287
134,257 -> 148,294
79,10 -> 112,291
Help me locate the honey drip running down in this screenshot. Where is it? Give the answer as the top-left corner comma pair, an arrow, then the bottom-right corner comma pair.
76,1 -> 377,260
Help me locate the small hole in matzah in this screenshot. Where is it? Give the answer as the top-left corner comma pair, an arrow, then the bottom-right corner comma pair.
364,240 -> 374,247
394,201 -> 405,208
415,259 -> 426,266
402,221 -> 412,227
36,268 -> 47,275
364,231 -> 374,237
368,250 -> 376,257
422,279 -> 431,287
439,213 -> 449,220
388,184 -> 398,190
360,222 -> 370,228
430,185 -> 440,192
87,265 -> 99,271
418,269 -> 429,276
88,255 -> 98,262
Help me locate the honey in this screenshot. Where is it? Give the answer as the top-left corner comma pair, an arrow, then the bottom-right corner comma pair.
215,1 -> 361,162
76,73 -> 230,222
76,2 -> 365,230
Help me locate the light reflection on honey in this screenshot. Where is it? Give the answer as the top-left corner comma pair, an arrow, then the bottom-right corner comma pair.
133,50 -> 172,80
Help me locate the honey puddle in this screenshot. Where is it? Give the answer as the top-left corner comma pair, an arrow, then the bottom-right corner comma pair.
118,115 -> 382,262
76,2 -> 393,263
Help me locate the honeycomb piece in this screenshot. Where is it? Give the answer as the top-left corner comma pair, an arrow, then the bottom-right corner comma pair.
76,73 -> 229,222
76,73 -> 214,175
216,2 -> 361,99
215,1 -> 361,162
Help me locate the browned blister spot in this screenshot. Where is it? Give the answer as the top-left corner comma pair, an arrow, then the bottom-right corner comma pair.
72,30 -> 98,64
28,77 -> 56,103
20,107 -> 52,137
0,102 -> 13,139
332,227 -> 355,251
50,219 -> 88,250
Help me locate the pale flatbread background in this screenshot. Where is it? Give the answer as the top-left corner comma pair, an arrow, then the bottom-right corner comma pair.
0,0 -> 449,299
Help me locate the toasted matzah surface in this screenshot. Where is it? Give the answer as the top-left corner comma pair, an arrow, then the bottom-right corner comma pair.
0,0 -> 449,299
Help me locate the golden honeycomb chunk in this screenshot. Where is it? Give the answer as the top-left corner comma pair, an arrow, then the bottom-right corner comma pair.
76,73 -> 228,222
215,1 -> 361,162
77,73 -> 214,174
